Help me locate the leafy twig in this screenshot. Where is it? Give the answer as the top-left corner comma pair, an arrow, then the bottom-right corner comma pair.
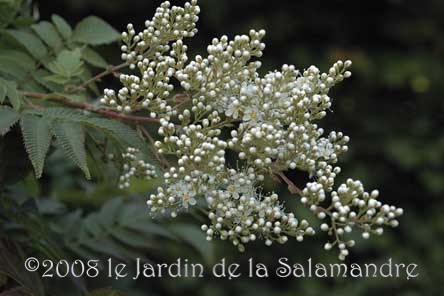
74,62 -> 130,91
22,91 -> 160,124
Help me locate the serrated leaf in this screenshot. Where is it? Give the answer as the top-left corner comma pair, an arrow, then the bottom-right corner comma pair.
72,16 -> 120,45
32,69 -> 63,92
44,74 -> 70,84
6,29 -> 48,59
81,117 -> 147,151
20,114 -> 52,178
43,107 -> 86,121
1,78 -> 22,110
0,56 -> 28,79
82,46 -> 108,68
0,49 -> 35,71
43,107 -> 158,170
47,48 -> 83,78
31,21 -> 63,50
62,93 -> 88,102
21,79 -> 47,93
50,120 -> 90,179
51,14 -> 72,40
0,80 -> 6,103
0,106 -> 20,135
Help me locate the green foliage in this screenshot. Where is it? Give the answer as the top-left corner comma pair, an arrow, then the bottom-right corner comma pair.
20,113 -> 52,178
46,48 -> 84,83
0,239 -> 45,296
58,198 -> 183,263
50,120 -> 90,179
6,29 -> 48,60
71,16 -> 120,45
31,21 -> 64,51
0,106 -> 20,135
0,78 -> 22,110
82,47 -> 108,68
0,8 -> 197,293
0,193 -> 210,294
0,0 -> 24,29
50,14 -> 72,40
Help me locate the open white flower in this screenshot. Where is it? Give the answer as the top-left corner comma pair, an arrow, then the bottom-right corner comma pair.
169,181 -> 197,208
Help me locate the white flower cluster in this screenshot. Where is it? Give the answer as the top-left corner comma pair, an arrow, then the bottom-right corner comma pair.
118,147 -> 157,189
101,0 -> 199,115
105,0 -> 403,257
302,178 -> 403,260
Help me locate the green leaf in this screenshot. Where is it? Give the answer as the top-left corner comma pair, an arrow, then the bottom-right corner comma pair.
50,120 -> 91,179
0,49 -> 35,71
170,224 -> 214,264
43,107 -> 158,169
0,239 -> 45,296
20,113 -> 52,178
44,74 -> 71,85
6,29 -> 48,59
66,243 -> 100,265
47,48 -> 84,78
0,56 -> 28,79
111,228 -> 153,249
43,107 -> 87,122
81,237 -> 126,261
72,16 -> 120,45
81,117 -> 148,151
118,204 -> 177,240
51,14 -> 72,40
62,93 -> 88,103
0,80 -> 6,103
32,69 -> 63,92
0,78 -> 22,110
0,0 -> 22,28
98,198 -> 123,227
0,106 -> 20,136
83,214 -> 105,237
31,21 -> 63,50
82,46 -> 108,68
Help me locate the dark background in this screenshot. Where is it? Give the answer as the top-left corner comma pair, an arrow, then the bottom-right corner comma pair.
31,0 -> 444,295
